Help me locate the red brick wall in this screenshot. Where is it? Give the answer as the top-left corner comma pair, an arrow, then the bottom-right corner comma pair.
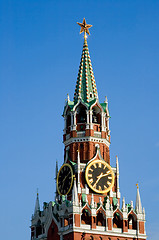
65,141 -> 110,164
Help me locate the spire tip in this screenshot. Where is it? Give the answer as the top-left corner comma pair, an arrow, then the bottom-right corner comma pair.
77,18 -> 92,38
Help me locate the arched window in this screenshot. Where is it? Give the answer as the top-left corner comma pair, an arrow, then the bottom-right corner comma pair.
66,109 -> 71,134
90,92 -> 93,98
128,214 -> 137,230
113,212 -> 123,228
96,211 -> 105,226
64,210 -> 69,227
92,106 -> 101,131
90,236 -> 94,240
66,114 -> 71,128
81,209 -> 91,225
36,220 -> 42,237
92,109 -> 98,123
64,218 -> 69,226
77,105 -> 86,123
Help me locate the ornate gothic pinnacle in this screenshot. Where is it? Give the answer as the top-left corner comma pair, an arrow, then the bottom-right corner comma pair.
135,184 -> 142,214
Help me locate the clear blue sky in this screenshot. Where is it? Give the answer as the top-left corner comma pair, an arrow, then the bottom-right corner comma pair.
0,0 -> 159,239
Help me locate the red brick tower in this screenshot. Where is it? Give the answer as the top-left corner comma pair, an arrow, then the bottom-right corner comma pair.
31,19 -> 147,240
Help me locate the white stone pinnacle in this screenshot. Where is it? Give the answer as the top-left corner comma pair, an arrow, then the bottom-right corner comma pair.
67,93 -> 70,101
34,192 -> 40,215
99,197 -> 102,206
106,196 -> 110,210
91,194 -> 94,208
131,200 -> 133,209
72,178 -> 79,206
104,96 -> 108,104
135,185 -> 142,214
122,197 -> 125,211
77,150 -> 81,193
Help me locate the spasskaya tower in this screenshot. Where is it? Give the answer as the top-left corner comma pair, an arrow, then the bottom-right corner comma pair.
31,19 -> 147,240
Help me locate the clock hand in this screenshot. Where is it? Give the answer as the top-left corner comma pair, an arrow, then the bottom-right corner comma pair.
62,172 -> 71,187
93,172 -> 103,188
100,172 -> 111,178
92,172 -> 111,188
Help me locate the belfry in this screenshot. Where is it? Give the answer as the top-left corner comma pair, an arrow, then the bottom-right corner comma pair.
31,19 -> 147,240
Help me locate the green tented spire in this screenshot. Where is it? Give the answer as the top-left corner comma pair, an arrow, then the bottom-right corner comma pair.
74,37 -> 98,104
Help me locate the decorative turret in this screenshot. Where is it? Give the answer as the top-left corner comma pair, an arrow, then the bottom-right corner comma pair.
71,178 -> 79,206
122,197 -> 126,211
34,191 -> 40,215
135,183 -> 143,214
116,155 -> 120,199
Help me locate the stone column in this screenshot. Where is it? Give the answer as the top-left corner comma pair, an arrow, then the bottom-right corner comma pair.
90,110 -> 93,129
101,112 -> 104,131
63,116 -> 67,134
86,110 -> 90,129
71,112 -> 76,131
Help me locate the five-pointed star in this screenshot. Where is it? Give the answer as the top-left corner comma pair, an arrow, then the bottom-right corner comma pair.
77,18 -> 92,35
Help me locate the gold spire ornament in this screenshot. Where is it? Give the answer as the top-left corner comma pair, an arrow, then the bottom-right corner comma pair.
77,18 -> 92,38
136,183 -> 139,189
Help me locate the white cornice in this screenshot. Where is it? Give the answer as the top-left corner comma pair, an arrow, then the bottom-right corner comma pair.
64,136 -> 110,147
59,226 -> 147,239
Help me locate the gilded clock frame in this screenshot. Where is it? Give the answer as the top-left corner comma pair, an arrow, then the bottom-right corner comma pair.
57,163 -> 74,196
85,159 -> 115,194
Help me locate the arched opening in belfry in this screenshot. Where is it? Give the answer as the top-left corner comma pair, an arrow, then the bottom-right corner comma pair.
66,109 -> 71,133
81,209 -> 91,225
92,105 -> 101,131
36,220 -> 42,237
113,212 -> 123,228
64,218 -> 69,227
64,210 -> 69,227
128,214 -> 137,230
96,211 -> 106,226
76,105 -> 87,124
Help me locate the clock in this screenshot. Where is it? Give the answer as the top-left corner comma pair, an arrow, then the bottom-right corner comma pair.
85,159 -> 114,194
57,163 -> 74,195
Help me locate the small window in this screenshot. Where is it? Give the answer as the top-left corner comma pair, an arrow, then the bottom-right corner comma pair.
80,143 -> 83,149
90,92 -> 93,98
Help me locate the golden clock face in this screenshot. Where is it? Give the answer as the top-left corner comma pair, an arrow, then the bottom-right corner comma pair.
57,163 -> 73,196
85,159 -> 114,194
